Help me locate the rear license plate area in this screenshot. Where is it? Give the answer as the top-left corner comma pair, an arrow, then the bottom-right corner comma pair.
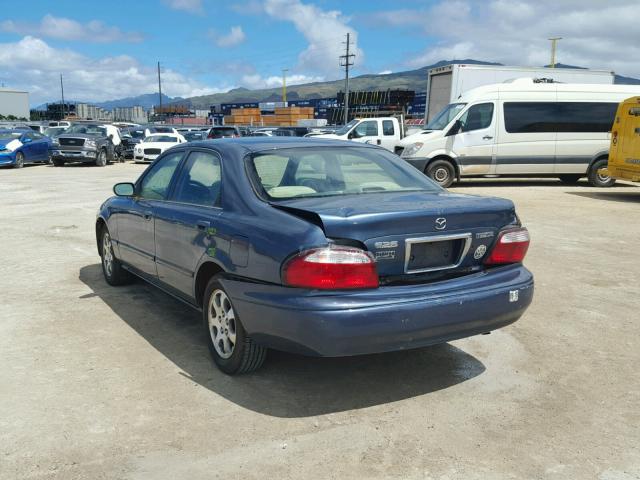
405,236 -> 468,273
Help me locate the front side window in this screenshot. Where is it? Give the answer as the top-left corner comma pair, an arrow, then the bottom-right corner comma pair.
138,152 -> 183,200
458,103 -> 494,132
250,146 -> 441,200
354,121 -> 379,137
171,151 -> 222,207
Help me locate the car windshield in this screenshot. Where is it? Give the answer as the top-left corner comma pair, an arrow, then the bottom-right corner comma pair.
424,103 -> 467,130
66,125 -> 106,136
334,119 -> 360,136
0,132 -> 22,140
44,127 -> 64,137
127,129 -> 145,138
250,146 -> 442,200
210,128 -> 237,138
144,135 -> 177,143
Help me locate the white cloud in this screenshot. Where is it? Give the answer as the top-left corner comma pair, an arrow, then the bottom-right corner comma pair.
0,14 -> 144,43
162,0 -> 203,14
378,70 -> 392,75
262,0 -> 363,78
374,0 -> 640,78
0,36 -> 222,104
208,26 -> 246,47
240,73 -> 323,90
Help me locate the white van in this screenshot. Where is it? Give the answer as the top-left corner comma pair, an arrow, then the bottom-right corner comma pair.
398,79 -> 640,187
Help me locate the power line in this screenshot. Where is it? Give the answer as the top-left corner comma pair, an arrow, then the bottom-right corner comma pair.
339,32 -> 355,125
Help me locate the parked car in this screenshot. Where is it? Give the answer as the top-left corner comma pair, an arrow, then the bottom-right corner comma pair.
144,126 -> 179,137
51,124 -> 116,167
132,133 -> 186,162
43,126 -> 68,139
120,127 -> 145,159
0,129 -> 52,168
398,79 -> 640,187
310,117 -> 404,152
273,126 -> 312,137
47,121 -> 71,128
183,131 -> 207,142
207,126 -> 241,139
96,138 -> 534,374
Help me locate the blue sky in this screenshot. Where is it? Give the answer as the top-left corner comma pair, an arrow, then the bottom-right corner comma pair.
0,0 -> 638,105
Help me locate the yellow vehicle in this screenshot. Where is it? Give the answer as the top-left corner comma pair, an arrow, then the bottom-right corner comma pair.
600,96 -> 640,183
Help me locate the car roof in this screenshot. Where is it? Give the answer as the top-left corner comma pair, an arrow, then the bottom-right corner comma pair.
182,136 -> 376,154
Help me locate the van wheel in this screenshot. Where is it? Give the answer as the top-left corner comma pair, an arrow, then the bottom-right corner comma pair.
588,159 -> 615,188
426,159 -> 455,188
203,276 -> 267,375
558,174 -> 581,184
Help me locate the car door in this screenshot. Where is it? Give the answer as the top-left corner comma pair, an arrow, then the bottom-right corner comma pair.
153,149 -> 223,297
20,132 -> 37,161
449,102 -> 497,175
380,119 -> 398,151
31,132 -> 48,160
115,151 -> 184,278
351,120 -> 381,146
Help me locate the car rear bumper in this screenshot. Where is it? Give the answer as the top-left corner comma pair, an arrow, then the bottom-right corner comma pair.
222,264 -> 534,357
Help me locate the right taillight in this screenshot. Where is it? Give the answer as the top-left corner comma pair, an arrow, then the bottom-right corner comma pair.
283,246 -> 379,290
484,227 -> 530,265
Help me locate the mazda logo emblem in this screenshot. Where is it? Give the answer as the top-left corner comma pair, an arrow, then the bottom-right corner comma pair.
435,217 -> 447,230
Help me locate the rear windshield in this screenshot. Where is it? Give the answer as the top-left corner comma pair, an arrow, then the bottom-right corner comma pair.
249,146 -> 441,200
210,128 -> 237,137
144,135 -> 177,143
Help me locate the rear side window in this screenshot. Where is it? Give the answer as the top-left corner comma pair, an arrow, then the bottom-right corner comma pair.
138,152 -> 182,200
555,102 -> 618,133
254,155 -> 289,189
459,103 -> 494,132
171,151 -> 222,207
382,120 -> 395,136
504,102 -> 618,133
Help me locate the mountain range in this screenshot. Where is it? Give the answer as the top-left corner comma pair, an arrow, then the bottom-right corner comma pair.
38,59 -> 640,110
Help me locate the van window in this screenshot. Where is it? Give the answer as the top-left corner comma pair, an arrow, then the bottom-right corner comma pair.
382,120 -> 395,136
504,102 -> 619,134
459,103 -> 494,132
556,102 -> 618,133
504,102 -> 557,133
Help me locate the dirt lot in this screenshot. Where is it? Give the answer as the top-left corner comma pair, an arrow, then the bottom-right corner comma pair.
1,162 -> 639,480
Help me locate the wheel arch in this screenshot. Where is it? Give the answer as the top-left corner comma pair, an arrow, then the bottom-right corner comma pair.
588,151 -> 609,170
194,261 -> 226,306
95,217 -> 107,255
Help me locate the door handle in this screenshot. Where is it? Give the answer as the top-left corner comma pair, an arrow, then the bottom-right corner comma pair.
143,211 -> 153,221
196,220 -> 210,231
377,139 -> 381,145
482,135 -> 494,140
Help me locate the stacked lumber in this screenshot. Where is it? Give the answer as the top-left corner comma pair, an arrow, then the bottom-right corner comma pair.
224,107 -> 262,125
273,107 -> 314,126
223,106 -> 315,126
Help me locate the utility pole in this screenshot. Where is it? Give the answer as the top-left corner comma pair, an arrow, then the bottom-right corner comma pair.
282,68 -> 289,103
60,74 -> 65,120
548,37 -> 562,68
157,61 -> 163,120
339,32 -> 355,125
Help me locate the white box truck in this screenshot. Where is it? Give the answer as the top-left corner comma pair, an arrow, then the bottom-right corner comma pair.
425,64 -> 615,122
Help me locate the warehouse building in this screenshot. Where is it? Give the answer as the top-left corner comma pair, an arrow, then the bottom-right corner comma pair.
0,88 -> 30,119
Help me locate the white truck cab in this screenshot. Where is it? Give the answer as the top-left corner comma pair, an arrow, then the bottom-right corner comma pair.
398,79 -> 640,187
310,117 -> 403,152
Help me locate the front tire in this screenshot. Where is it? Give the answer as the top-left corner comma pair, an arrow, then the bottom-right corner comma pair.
53,158 -> 65,167
14,152 -> 24,169
588,158 -> 615,188
426,159 -> 455,188
203,276 -> 266,375
100,227 -> 134,286
95,149 -> 107,167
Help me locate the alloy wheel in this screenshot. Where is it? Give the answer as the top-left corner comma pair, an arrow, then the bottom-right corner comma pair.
208,289 -> 237,359
102,232 -> 114,278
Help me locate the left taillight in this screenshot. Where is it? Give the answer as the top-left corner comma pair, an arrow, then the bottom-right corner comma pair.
282,246 -> 379,290
484,227 -> 530,265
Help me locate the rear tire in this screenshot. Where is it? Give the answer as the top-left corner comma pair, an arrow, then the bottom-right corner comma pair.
203,276 -> 266,375
426,159 -> 455,188
95,149 -> 107,167
588,158 -> 615,188
558,174 -> 581,184
14,152 -> 24,169
100,226 -> 134,286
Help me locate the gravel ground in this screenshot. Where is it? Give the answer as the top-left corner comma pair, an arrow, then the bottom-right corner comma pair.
1,162 -> 639,480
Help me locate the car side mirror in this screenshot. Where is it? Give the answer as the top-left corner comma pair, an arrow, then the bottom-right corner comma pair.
113,182 -> 135,196
446,120 -> 462,136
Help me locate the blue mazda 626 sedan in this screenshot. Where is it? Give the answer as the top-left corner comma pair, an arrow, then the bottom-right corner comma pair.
97,138 -> 533,374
